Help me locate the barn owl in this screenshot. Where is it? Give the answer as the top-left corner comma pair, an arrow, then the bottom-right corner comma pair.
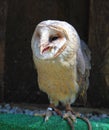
31,20 -> 91,129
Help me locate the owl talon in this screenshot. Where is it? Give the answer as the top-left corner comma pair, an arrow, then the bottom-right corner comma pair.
66,117 -> 75,130
71,111 -> 92,130
63,110 -> 92,130
63,111 -> 76,130
63,111 -> 76,122
77,116 -> 92,130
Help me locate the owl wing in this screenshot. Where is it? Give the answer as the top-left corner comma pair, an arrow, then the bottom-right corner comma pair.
77,40 -> 91,104
77,40 -> 91,74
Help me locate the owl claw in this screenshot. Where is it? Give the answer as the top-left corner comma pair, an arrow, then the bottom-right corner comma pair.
63,111 -> 76,130
63,111 -> 76,122
63,110 -> 92,130
77,116 -> 92,130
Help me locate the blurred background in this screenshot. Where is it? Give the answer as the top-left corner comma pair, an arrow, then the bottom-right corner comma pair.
0,0 -> 109,107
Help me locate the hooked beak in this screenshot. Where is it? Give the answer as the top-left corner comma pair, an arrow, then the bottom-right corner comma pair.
39,43 -> 53,55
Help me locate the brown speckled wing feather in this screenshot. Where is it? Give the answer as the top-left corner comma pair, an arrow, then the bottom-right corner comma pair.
77,40 -> 91,104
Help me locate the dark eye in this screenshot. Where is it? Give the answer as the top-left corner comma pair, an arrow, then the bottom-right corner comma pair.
49,36 -> 59,42
36,32 -> 40,38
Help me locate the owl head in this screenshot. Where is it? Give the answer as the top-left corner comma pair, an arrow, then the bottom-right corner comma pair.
31,20 -> 80,60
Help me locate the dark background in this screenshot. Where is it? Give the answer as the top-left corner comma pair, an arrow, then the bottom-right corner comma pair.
0,0 -> 109,107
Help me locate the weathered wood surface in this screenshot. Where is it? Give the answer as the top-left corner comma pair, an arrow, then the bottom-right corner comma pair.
88,0 -> 109,107
0,0 -> 8,101
4,0 -> 89,103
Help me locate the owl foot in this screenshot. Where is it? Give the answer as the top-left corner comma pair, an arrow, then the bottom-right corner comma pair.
35,106 -> 91,130
45,107 -> 75,130
44,107 -> 62,122
63,110 -> 92,130
34,106 -> 62,121
63,111 -> 75,130
44,107 -> 53,121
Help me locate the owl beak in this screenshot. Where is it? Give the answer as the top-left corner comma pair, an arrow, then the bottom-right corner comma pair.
39,43 -> 52,55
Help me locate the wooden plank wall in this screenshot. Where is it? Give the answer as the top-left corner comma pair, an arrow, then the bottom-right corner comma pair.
4,0 -> 89,103
0,0 -> 8,101
2,0 -> 109,107
1,0 -> 109,107
88,0 -> 109,107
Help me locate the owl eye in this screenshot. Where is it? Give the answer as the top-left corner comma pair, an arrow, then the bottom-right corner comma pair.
49,36 -> 59,42
36,32 -> 40,38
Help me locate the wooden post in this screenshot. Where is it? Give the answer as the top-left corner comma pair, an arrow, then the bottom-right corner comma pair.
88,0 -> 109,106
0,0 -> 8,101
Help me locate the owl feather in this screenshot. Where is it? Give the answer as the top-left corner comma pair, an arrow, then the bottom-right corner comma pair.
31,20 -> 91,107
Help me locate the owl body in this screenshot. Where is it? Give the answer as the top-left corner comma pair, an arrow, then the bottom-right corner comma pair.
33,52 -> 79,106
31,20 -> 91,107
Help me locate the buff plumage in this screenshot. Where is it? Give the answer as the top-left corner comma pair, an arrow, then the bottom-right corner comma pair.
31,20 -> 91,107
